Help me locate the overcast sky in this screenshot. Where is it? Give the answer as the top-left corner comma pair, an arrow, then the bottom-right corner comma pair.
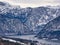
0,0 -> 60,7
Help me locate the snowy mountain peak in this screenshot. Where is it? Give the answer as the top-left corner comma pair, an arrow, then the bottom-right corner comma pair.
0,1 -> 10,6
0,2 -> 6,6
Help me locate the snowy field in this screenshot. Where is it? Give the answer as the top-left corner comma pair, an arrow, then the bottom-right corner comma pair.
7,35 -> 60,45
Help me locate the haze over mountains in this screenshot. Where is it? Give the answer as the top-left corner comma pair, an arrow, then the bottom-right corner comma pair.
0,1 -> 60,36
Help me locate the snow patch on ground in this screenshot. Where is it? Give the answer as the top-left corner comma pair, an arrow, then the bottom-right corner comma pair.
7,35 -> 60,45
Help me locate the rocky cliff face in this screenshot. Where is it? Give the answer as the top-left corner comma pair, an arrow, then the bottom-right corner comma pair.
37,16 -> 60,39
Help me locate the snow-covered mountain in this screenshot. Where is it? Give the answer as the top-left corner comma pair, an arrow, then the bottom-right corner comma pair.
36,16 -> 60,40
0,1 -> 60,35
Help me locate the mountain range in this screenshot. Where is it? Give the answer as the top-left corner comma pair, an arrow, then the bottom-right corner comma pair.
0,1 -> 60,35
